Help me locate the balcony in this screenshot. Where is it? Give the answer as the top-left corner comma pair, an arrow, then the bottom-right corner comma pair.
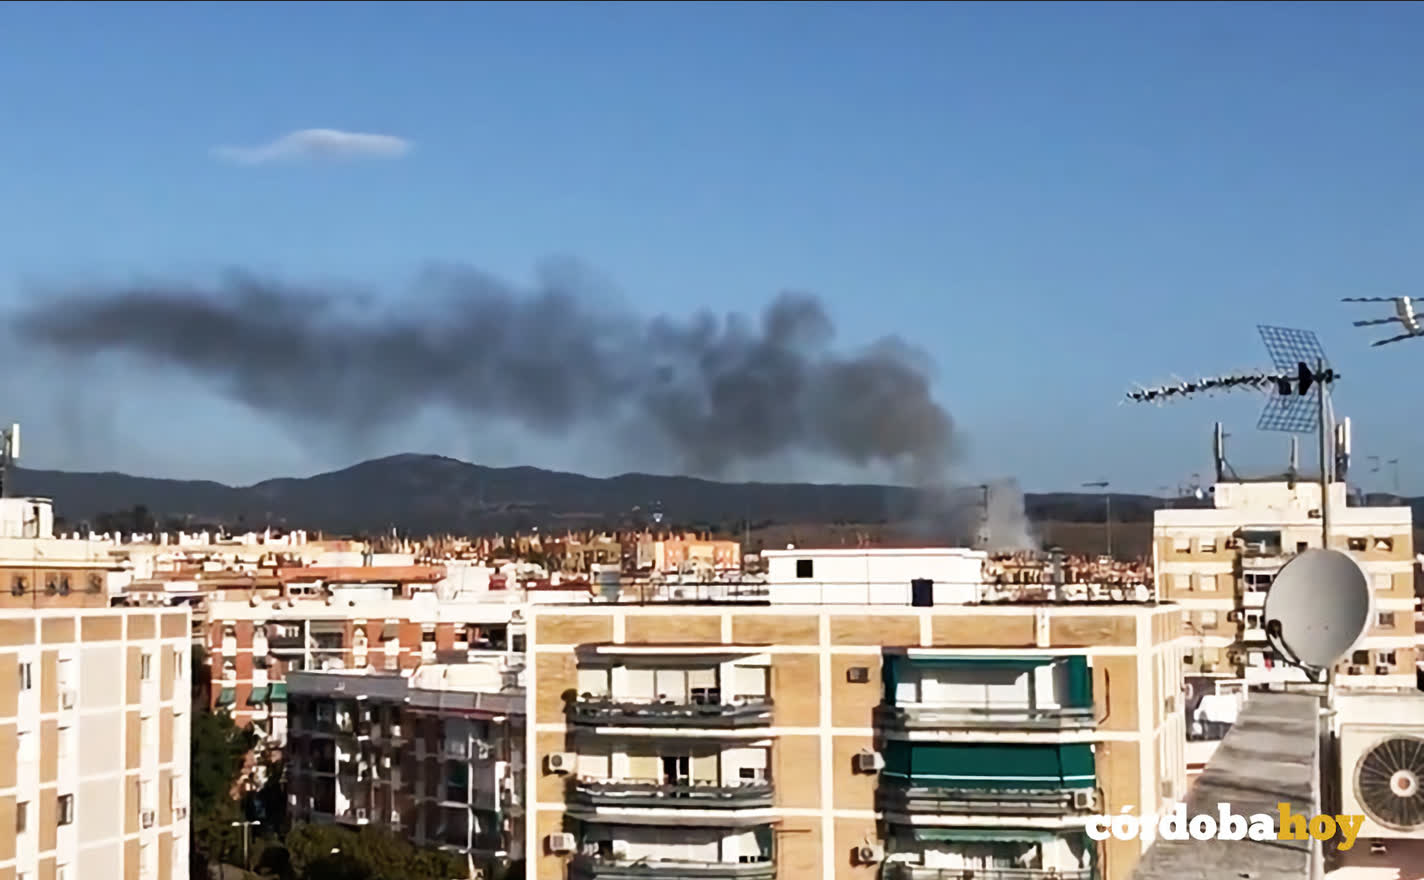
566,696 -> 774,728
569,855 -> 776,880
568,778 -> 775,810
875,703 -> 1095,732
877,784 -> 1094,817
883,867 -> 1092,880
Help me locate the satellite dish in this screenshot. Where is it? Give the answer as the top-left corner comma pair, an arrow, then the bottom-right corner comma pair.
1262,549 -> 1373,671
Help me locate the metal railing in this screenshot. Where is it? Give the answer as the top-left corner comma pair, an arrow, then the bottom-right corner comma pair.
876,703 -> 1096,731
884,866 -> 1093,880
567,696 -> 774,728
876,783 -> 1096,816
568,778 -> 774,809
569,855 -> 776,880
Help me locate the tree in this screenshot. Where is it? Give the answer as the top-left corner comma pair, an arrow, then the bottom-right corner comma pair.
191,708 -> 259,874
285,824 -> 467,880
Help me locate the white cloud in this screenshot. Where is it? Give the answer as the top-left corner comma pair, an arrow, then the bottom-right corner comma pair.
211,128 -> 411,165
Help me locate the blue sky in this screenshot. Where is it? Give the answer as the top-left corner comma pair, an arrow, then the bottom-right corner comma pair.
3,0 -> 1424,494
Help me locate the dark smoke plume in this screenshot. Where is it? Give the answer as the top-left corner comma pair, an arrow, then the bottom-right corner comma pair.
12,265 -> 962,483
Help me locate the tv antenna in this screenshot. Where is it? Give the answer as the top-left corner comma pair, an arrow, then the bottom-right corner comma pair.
1343,296 -> 1423,347
1125,325 -> 1339,546
1261,548 -> 1373,684
0,423 -> 18,499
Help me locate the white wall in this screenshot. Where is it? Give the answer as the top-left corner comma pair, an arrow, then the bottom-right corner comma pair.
763,548 -> 985,604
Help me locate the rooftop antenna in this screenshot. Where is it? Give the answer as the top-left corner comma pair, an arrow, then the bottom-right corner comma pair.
1125,325 -> 1338,547
0,423 -> 18,499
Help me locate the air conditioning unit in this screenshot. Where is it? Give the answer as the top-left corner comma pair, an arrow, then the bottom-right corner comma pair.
854,844 -> 885,865
546,832 -> 576,854
140,810 -> 155,828
1376,665 -> 1392,675
545,752 -> 576,774
60,689 -> 76,709
1337,693 -> 1424,838
846,666 -> 871,684
1349,665 -> 1365,675
1072,789 -> 1097,810
853,749 -> 884,774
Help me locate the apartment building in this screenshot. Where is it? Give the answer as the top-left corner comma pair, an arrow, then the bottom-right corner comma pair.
205,593 -> 526,743
1154,477 -> 1415,688
525,549 -> 1186,880
0,607 -> 192,880
285,663 -> 525,875
0,497 -> 131,610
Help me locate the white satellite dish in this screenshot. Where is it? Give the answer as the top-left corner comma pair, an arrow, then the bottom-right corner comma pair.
1262,549 -> 1373,672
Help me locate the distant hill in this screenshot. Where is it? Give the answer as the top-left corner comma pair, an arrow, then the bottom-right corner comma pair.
9,454 -> 1419,537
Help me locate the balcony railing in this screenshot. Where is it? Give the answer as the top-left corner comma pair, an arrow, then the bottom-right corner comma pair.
875,704 -> 1096,731
568,778 -> 774,809
569,855 -> 776,880
884,866 -> 1093,880
876,783 -> 1096,816
567,696 -> 774,728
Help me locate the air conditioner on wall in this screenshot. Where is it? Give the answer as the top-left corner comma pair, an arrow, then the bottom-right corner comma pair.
546,833 -> 576,854
852,750 -> 884,774
854,844 -> 885,865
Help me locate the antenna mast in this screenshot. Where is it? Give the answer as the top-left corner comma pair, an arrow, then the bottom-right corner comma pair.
0,423 -> 18,499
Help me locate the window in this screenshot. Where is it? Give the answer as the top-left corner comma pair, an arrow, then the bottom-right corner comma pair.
795,559 -> 814,579
1348,537 -> 1368,551
57,794 -> 74,825
140,653 -> 153,681
1378,612 -> 1396,629
1380,650 -> 1398,666
57,727 -> 73,760
9,574 -> 25,596
18,662 -> 32,691
17,730 -> 35,762
16,800 -> 27,833
1198,538 -> 1216,553
1199,611 -> 1218,629
1352,650 -> 1370,666
1374,573 -> 1393,591
87,573 -> 103,593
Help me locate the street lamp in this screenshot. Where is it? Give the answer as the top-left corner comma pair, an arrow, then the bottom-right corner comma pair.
230,819 -> 261,871
1082,481 -> 1112,558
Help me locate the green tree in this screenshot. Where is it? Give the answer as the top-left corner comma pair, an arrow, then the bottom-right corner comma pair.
191,708 -> 259,874
285,823 -> 467,880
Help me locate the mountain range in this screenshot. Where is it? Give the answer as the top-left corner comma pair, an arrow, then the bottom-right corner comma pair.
6,454 -> 1418,537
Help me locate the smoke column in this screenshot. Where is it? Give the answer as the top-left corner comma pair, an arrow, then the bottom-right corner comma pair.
12,265 -> 965,485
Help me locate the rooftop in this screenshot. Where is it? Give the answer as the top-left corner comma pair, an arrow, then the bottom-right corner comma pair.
1131,691 -> 1320,880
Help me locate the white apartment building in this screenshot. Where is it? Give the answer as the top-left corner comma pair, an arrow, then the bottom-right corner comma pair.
0,606 -> 192,880
1154,477 -> 1415,689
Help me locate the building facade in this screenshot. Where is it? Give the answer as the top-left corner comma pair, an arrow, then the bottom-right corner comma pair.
526,592 -> 1185,880
1154,478 -> 1416,688
285,663 -> 526,875
204,594 -> 526,743
0,607 -> 192,880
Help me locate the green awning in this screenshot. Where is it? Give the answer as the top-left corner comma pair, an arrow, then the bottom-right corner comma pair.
216,687 -> 235,707
247,686 -> 268,705
268,682 -> 288,702
883,742 -> 1096,789
913,828 -> 1064,843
